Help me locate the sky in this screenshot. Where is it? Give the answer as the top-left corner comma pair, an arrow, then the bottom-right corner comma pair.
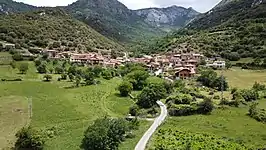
14,0 -> 222,12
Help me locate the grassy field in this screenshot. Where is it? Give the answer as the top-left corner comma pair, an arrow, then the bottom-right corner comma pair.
148,105 -> 266,149
0,62 -> 148,149
217,67 -> 266,88
231,57 -> 253,65
147,67 -> 266,149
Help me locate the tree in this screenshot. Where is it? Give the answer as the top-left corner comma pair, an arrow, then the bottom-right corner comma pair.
43,74 -> 52,82
137,83 -> 167,108
225,60 -> 232,69
19,62 -> 29,74
213,76 -> 229,91
197,98 -> 214,115
197,69 -> 217,87
81,117 -> 129,150
252,82 -> 265,91
68,65 -> 77,76
91,66 -> 104,77
15,127 -> 44,150
61,74 -> 67,80
118,81 -> 133,97
37,63 -> 47,74
84,70 -> 95,85
126,70 -> 149,90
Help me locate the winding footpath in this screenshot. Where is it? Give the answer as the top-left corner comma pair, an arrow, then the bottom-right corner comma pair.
134,101 -> 168,150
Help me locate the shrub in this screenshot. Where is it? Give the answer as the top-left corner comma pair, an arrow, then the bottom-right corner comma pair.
231,87 -> 238,94
102,70 -> 113,80
213,95 -> 220,100
166,94 -> 193,105
248,102 -> 266,123
12,53 -> 23,61
240,89 -> 259,102
61,74 -> 67,80
37,64 -> 47,74
197,98 -> 214,114
15,127 -> 45,150
129,105 -> 140,116
118,81 -> 133,97
19,62 -> 29,74
252,82 -> 266,91
168,104 -> 198,116
43,74 -> 52,82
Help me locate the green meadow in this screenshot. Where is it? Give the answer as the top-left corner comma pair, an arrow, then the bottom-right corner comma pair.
0,58 -> 147,149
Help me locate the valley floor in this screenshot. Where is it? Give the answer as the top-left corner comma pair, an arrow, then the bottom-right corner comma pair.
0,61 -> 146,149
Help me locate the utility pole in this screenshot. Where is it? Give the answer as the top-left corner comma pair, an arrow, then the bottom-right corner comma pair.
28,97 -> 33,119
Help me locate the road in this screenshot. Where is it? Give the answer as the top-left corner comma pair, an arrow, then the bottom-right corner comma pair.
134,101 -> 167,150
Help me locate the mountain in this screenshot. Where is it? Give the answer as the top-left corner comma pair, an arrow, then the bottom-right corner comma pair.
65,0 -> 165,43
135,6 -> 199,31
188,0 -> 266,29
0,8 -> 124,52
147,0 -> 266,59
0,0 -> 36,14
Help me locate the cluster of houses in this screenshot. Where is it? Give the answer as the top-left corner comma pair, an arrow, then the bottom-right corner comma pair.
43,49 -> 225,80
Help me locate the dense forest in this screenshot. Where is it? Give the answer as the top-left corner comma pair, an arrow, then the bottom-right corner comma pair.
143,0 -> 266,60
0,8 -> 124,52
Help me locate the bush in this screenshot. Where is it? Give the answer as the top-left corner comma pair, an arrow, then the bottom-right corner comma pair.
168,104 -> 198,116
19,62 -> 29,74
15,127 -> 45,150
166,94 -> 193,105
248,103 -> 266,123
43,74 -> 52,82
197,98 -> 214,114
37,64 -> 47,74
12,53 -> 23,61
61,74 -> 67,80
118,81 -> 133,97
129,105 -> 140,116
102,70 -> 113,80
240,89 -> 259,102
219,98 -> 240,107
252,82 -> 266,91
126,70 -> 149,90
213,95 -> 220,100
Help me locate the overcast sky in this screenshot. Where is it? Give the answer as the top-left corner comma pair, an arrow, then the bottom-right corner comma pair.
15,0 -> 222,12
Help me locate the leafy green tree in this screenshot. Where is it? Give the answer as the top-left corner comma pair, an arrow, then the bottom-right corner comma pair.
213,76 -> 229,91
197,69 -> 218,88
68,65 -> 77,76
37,64 -> 47,74
126,70 -> 149,90
197,98 -> 214,115
81,117 -> 129,150
61,74 -> 67,80
118,81 -> 133,97
137,83 -> 167,108
43,74 -> 52,82
91,66 -> 104,77
19,62 -> 29,74
225,60 -> 232,69
84,70 -> 95,85
15,127 -> 44,150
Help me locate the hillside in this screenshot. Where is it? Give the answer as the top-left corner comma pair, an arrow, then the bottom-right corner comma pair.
0,0 -> 36,14
0,8 -> 124,52
65,0 -> 165,43
135,6 -> 199,31
146,0 -> 266,59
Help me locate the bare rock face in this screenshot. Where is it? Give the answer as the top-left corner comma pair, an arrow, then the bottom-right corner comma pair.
135,6 -> 200,28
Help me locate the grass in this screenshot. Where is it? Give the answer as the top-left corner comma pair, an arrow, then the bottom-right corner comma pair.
217,67 -> 266,88
0,63 -> 145,149
148,106 -> 266,149
231,57 -> 254,65
0,52 -> 12,65
119,121 -> 152,150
